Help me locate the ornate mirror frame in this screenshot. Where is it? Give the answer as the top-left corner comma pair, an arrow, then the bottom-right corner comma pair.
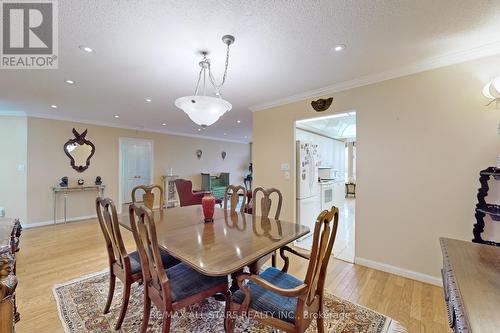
64,128 -> 96,172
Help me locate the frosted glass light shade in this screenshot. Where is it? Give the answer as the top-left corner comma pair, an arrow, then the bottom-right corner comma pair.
483,77 -> 500,99
175,95 -> 232,127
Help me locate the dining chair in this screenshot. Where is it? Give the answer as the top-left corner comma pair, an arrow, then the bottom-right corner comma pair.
132,184 -> 164,209
225,206 -> 339,333
129,204 -> 230,333
249,187 -> 283,271
223,185 -> 247,213
96,197 -> 179,330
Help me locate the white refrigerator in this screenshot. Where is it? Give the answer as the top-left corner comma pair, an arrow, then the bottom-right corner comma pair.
296,141 -> 320,239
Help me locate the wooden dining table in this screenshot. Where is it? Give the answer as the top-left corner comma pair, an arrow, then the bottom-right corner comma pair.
118,205 -> 309,277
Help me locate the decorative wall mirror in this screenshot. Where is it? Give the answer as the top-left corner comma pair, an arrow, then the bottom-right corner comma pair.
64,128 -> 95,172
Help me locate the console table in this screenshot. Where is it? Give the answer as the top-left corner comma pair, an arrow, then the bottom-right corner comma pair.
0,218 -> 22,332
161,175 -> 178,208
440,238 -> 500,332
52,185 -> 105,224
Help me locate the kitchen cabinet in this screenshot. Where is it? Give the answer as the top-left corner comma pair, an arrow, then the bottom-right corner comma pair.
296,129 -> 345,178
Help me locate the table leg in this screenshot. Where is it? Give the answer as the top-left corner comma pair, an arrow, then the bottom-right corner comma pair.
230,270 -> 244,294
63,192 -> 67,224
53,191 -> 57,224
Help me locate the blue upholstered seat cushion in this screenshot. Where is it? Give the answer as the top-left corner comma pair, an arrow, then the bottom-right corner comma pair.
232,267 -> 303,323
128,250 -> 180,275
165,263 -> 228,302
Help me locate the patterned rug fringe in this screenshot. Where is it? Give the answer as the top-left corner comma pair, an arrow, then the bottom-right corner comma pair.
387,320 -> 409,333
52,269 -> 109,333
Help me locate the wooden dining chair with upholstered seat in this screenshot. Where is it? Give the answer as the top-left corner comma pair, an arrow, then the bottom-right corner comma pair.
225,206 -> 339,333
248,187 -> 283,271
132,184 -> 164,209
223,185 -> 247,213
129,204 -> 230,333
96,197 -> 180,330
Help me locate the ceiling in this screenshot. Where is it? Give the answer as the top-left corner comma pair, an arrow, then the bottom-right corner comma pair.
2,0 -> 500,143
297,112 -> 356,140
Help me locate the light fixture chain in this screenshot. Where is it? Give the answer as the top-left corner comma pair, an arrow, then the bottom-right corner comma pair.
194,66 -> 204,96
209,43 -> 231,93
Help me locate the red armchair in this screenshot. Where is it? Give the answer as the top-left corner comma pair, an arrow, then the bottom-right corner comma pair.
174,179 -> 222,207
175,179 -> 204,207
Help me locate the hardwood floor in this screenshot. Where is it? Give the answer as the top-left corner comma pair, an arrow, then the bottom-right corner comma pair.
15,219 -> 448,333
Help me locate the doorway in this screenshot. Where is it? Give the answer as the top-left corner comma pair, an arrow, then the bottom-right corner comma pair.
119,138 -> 154,208
294,112 -> 356,263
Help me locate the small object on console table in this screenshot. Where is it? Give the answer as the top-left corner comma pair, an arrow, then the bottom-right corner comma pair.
472,166 -> 500,246
202,192 -> 215,223
59,176 -> 68,187
77,179 -> 84,186
95,176 -> 102,185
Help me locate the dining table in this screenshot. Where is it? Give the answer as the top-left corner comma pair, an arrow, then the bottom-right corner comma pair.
118,205 -> 310,279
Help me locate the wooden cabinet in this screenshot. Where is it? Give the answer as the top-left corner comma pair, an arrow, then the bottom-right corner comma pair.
440,238 -> 500,332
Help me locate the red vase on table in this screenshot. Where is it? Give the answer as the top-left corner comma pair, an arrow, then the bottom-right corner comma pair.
202,192 -> 215,223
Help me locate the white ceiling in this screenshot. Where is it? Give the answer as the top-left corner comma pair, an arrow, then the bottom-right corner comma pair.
297,112 -> 356,140
2,0 -> 500,142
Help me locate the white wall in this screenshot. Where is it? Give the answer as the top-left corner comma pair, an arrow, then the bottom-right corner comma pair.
253,54 -> 500,284
0,116 -> 27,222
26,117 -> 251,224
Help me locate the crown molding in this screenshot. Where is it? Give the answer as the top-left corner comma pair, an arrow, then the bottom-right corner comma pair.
0,111 -> 26,116
250,41 -> 500,112
27,113 -> 250,144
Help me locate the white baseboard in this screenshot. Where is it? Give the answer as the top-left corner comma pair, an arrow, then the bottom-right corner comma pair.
354,257 -> 442,286
23,214 -> 97,229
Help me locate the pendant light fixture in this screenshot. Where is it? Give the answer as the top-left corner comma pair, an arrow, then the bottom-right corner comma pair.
483,76 -> 500,107
175,35 -> 235,127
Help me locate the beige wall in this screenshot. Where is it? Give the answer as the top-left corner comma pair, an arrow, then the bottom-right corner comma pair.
253,54 -> 500,281
27,117 -> 250,224
0,116 -> 27,222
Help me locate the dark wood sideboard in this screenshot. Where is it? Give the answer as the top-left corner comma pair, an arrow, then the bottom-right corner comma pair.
440,238 -> 500,332
0,218 -> 22,332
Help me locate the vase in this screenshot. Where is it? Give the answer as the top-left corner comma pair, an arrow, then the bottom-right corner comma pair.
202,192 -> 215,223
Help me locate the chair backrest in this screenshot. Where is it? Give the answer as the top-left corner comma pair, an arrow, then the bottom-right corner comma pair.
252,216 -> 283,241
96,197 -> 129,270
303,206 -> 339,304
131,184 -> 164,210
223,185 -> 247,212
129,204 -> 171,304
251,187 -> 283,220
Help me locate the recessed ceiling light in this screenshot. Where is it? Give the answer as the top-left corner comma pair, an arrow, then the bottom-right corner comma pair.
50,105 -> 57,109
145,98 -> 152,103
237,120 -> 241,123
244,136 -> 248,139
162,123 -> 166,126
65,79 -> 75,85
334,44 -> 346,52
197,128 -> 201,132
79,45 -> 94,53
223,133 -> 227,136
113,115 -> 119,118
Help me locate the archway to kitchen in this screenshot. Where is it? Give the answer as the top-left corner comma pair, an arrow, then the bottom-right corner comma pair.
294,111 -> 356,263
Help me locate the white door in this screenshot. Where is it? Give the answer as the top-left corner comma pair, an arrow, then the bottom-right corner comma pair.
120,138 -> 153,204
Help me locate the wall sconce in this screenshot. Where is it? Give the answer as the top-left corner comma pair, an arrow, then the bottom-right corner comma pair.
482,76 -> 500,107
